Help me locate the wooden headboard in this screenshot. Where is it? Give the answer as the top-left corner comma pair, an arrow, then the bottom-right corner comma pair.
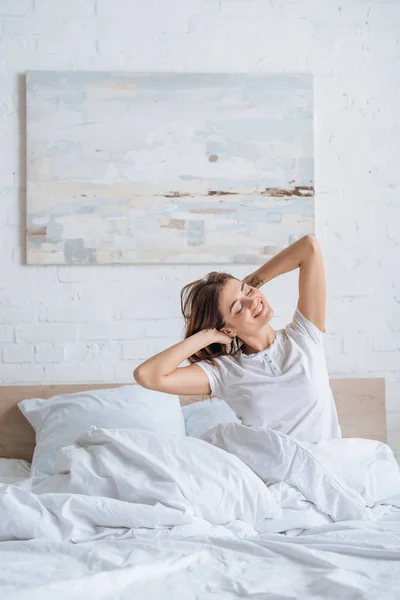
0,378 -> 386,461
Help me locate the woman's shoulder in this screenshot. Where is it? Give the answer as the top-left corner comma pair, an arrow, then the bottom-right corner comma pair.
196,351 -> 242,375
285,307 -> 325,347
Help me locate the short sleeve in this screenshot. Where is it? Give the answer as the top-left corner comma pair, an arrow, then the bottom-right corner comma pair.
289,307 -> 325,345
195,359 -> 224,398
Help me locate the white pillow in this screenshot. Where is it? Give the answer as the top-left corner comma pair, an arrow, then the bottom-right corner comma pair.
18,385 -> 186,477
182,398 -> 240,438
0,458 -> 31,484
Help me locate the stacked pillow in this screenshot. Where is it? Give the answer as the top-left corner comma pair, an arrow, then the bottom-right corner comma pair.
18,385 -> 186,477
18,384 -> 240,478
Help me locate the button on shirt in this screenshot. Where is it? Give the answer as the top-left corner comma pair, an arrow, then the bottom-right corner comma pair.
196,307 -> 342,443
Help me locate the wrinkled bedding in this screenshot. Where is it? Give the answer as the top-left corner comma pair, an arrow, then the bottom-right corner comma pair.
0,458 -> 31,484
2,424 -> 400,599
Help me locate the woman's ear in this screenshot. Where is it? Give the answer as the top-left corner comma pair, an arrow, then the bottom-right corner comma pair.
222,327 -> 236,338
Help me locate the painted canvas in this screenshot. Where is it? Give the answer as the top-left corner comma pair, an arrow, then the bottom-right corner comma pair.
26,72 -> 314,265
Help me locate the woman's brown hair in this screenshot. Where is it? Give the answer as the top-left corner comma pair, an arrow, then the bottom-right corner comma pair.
180,271 -> 243,369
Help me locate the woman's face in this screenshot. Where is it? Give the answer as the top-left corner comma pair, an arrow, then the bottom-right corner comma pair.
218,278 -> 274,337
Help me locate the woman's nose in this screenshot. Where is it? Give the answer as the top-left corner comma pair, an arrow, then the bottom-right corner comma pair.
251,298 -> 259,310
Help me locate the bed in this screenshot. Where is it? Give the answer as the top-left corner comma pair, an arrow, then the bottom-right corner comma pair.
1,378 -> 400,600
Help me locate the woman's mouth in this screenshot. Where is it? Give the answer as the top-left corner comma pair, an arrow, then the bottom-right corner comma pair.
254,301 -> 264,318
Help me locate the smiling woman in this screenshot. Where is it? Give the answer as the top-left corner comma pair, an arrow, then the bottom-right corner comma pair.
133,235 -> 340,445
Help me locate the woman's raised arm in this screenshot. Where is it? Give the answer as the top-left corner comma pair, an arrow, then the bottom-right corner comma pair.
241,234 -> 326,332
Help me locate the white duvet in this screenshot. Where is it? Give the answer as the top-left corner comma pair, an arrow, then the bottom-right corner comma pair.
1,423 -> 400,544
2,424 -> 400,599
202,423 -> 400,525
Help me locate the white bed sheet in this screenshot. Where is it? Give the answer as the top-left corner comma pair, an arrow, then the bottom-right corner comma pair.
2,513 -> 400,600
2,426 -> 400,599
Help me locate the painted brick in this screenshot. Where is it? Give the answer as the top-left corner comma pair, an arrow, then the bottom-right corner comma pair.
323,333 -> 344,357
122,339 -> 170,360
81,321 -> 145,341
57,267 -> 87,283
35,344 -> 65,363
0,0 -> 33,16
2,344 -> 35,363
35,20 -> 97,57
330,351 -> 400,374
43,364 -> 115,383
387,310 -> 400,333
144,318 -> 185,339
343,333 -> 373,354
0,306 -> 47,325
326,352 -> 370,376
0,326 -> 14,342
0,364 -> 44,383
118,298 -> 180,320
373,333 -> 400,352
46,304 -> 111,323
327,296 -> 385,335
364,352 -> 400,372
64,341 -> 121,362
34,0 -> 95,17
16,324 -> 78,343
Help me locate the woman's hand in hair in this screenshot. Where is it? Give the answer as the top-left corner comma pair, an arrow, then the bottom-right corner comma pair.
206,328 -> 234,347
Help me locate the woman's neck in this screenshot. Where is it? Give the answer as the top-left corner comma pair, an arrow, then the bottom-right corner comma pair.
240,325 -> 277,355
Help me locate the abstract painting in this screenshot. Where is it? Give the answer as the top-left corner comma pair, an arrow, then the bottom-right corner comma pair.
26,72 -> 314,265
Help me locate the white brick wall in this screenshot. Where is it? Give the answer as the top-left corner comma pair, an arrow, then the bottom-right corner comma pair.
0,0 -> 399,457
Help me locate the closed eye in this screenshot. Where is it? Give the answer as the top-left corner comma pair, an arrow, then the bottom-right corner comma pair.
237,288 -> 252,314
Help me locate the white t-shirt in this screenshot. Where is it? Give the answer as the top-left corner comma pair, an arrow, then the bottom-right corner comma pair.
196,307 -> 342,443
